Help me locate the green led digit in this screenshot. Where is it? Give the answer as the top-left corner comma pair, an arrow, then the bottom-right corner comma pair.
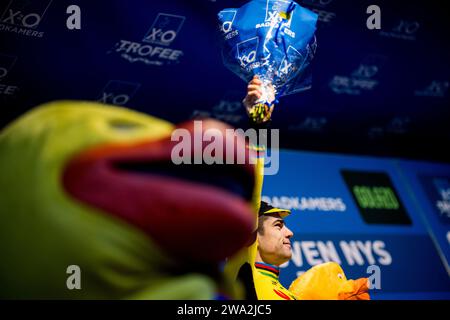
373,187 -> 386,209
384,187 -> 400,209
353,186 -> 372,208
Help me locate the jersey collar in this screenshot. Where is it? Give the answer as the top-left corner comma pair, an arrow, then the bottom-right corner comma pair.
255,262 -> 280,279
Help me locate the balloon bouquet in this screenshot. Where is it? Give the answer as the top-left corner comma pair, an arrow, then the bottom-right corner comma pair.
218,0 -> 318,124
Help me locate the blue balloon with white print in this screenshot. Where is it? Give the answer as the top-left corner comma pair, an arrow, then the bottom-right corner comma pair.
218,0 -> 318,104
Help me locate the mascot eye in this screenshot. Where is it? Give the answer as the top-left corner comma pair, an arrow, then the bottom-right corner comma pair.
338,273 -> 344,279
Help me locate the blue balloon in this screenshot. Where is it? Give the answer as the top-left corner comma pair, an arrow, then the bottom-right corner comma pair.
218,0 -> 318,121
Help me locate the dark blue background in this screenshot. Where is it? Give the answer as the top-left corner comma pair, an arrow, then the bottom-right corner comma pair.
0,0 -> 449,161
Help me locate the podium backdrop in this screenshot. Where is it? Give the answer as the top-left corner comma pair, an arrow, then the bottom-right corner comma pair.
263,150 -> 450,299
1,0 -> 449,161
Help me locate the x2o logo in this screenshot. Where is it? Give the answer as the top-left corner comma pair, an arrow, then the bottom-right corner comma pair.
278,46 -> 303,77
352,64 -> 379,79
0,0 -> 52,37
97,81 -> 141,106
380,19 -> 420,41
267,0 -> 293,25
218,10 -> 237,34
258,0 -> 295,36
237,37 -> 259,69
112,12 -> 186,66
0,0 -> 53,28
415,81 -> 449,98
392,20 -> 420,35
143,13 -> 185,46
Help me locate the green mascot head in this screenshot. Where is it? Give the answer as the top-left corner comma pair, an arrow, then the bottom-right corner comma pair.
0,101 -> 257,299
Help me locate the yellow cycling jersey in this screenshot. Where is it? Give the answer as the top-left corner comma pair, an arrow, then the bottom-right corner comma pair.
253,262 -> 298,300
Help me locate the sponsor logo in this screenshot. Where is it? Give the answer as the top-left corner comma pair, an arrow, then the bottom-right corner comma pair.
0,82 -> 18,96
0,53 -> 19,96
191,91 -> 245,125
256,0 -> 296,38
218,9 -> 239,40
288,117 -> 328,133
415,81 -> 449,98
380,19 -> 420,41
262,195 -> 346,212
278,46 -> 303,80
111,13 -> 185,66
341,170 -> 412,225
419,176 -> 450,224
329,55 -> 385,95
368,116 -> 411,139
237,36 -> 259,70
0,0 -> 53,38
97,80 -> 141,106
283,239 -> 392,268
143,13 -> 185,46
385,116 -> 411,135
